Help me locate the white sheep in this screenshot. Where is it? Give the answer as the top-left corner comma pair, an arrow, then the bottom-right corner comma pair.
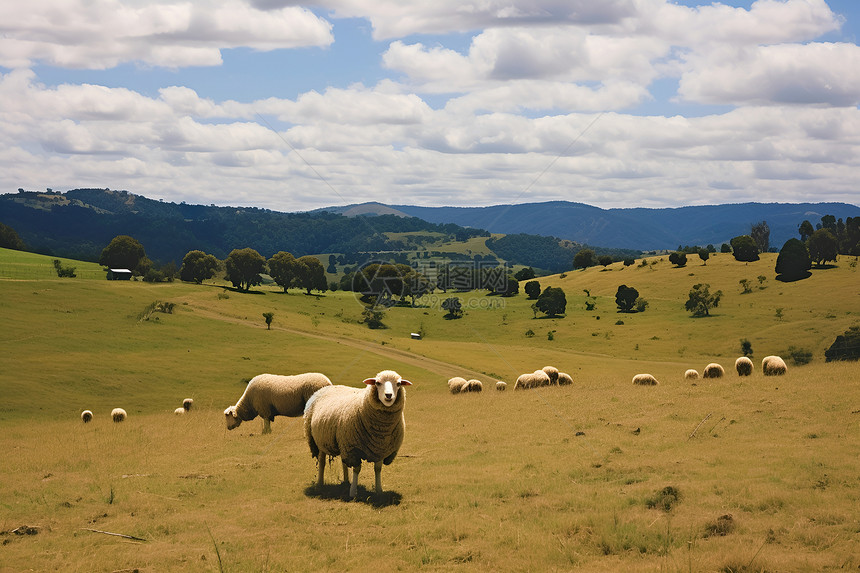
304,370 -> 411,499
702,363 -> 725,379
447,377 -> 467,394
496,380 -> 507,391
762,355 -> 787,376
463,379 -> 483,393
224,372 -> 332,434
111,408 -> 127,423
514,370 -> 550,390
735,357 -> 753,376
174,407 -> 186,415
542,366 -> 560,385
632,373 -> 658,386
182,398 -> 194,411
684,369 -> 700,380
81,410 -> 93,423
557,372 -> 573,386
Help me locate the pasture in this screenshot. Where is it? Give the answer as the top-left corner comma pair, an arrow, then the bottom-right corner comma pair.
1,248 -> 858,571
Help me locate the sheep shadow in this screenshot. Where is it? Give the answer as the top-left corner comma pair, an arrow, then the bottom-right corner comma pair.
304,483 -> 402,507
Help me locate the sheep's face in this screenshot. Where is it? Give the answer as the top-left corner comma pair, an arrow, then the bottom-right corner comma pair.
224,406 -> 241,430
364,370 -> 412,407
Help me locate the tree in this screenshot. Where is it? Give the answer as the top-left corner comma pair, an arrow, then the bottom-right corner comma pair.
623,257 -> 635,267
180,250 -> 220,284
740,339 -> 753,357
402,269 -> 434,306
514,267 -> 536,281
775,238 -> 811,280
268,251 -> 299,292
524,280 -> 541,299
730,235 -> 759,262
750,220 -> 770,253
441,297 -> 463,319
807,228 -> 838,267
262,312 -> 274,330
698,249 -> 710,265
798,220 -> 815,242
598,255 -> 614,268
668,251 -> 687,267
720,243 -> 732,253
844,217 -> 860,255
684,283 -> 722,317
739,279 -> 752,294
535,286 -> 567,317
53,259 -> 76,278
0,222 -> 25,250
573,249 -> 595,270
326,254 -> 337,274
295,256 -> 327,295
224,247 -> 266,292
615,285 -> 639,312
99,235 -> 147,273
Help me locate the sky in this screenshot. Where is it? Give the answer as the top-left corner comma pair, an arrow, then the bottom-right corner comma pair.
1,0 -> 858,212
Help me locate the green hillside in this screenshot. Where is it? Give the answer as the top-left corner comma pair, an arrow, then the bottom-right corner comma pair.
1,247 -> 858,571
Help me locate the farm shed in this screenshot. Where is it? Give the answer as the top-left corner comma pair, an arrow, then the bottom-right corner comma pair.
107,268 -> 132,280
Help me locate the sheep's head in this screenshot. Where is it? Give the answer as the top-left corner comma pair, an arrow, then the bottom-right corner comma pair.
224,406 -> 241,430
364,370 -> 412,407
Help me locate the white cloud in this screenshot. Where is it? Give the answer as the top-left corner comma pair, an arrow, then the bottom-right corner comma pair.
0,0 -> 333,69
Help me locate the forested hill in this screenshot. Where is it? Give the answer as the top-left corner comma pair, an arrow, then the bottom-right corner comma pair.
0,189 -> 492,264
323,200 -> 860,251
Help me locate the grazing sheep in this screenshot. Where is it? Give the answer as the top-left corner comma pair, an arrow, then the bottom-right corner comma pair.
735,357 -> 753,376
448,377 -> 468,394
557,372 -> 573,386
684,369 -> 700,380
224,372 -> 332,434
542,366 -> 560,385
81,410 -> 93,423
632,373 -> 659,386
762,355 -> 787,376
304,370 -> 411,499
182,398 -> 194,411
111,408 -> 127,423
174,407 -> 186,415
463,379 -> 483,393
496,381 -> 507,391
703,363 -> 725,379
514,370 -> 551,390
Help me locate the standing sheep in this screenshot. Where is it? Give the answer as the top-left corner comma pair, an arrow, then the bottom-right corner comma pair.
182,398 -> 194,411
632,373 -> 659,386
224,373 -> 332,434
81,410 -> 93,423
557,372 -> 573,386
542,366 -> 560,385
304,370 -> 411,499
684,369 -> 700,380
496,381 -> 507,391
448,377 -> 467,394
514,370 -> 550,390
735,357 -> 753,376
463,379 -> 483,393
111,408 -> 127,423
762,355 -> 787,376
703,363 -> 725,379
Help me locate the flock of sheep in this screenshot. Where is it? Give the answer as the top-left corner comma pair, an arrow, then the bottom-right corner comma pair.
639,354 -> 787,385
77,353 -> 788,500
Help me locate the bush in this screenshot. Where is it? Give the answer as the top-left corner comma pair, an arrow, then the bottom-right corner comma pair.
787,346 -> 813,366
824,326 -> 860,362
668,252 -> 687,267
730,235 -> 760,262
52,259 -> 76,278
740,339 -> 753,357
362,307 -> 386,329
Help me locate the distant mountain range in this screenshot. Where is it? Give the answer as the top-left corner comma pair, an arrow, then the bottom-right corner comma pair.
317,200 -> 860,251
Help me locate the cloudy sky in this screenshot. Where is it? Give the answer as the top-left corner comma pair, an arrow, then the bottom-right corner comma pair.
1,0 -> 858,212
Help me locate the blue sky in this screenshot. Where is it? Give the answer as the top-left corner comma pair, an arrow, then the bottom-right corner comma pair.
1,0 -> 858,211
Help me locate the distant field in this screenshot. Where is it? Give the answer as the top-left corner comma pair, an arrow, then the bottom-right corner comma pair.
1,247 -> 858,571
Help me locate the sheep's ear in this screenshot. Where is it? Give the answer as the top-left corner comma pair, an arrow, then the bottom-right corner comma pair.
363,378 -> 378,386
399,380 -> 412,386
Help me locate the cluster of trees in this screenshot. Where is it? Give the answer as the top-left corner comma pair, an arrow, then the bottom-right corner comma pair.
488,234 -> 639,274
774,214 -> 859,281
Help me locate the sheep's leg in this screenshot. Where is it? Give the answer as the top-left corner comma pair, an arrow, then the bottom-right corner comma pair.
341,460 -> 350,484
262,418 -> 272,435
374,461 -> 383,494
349,463 -> 361,499
316,454 -> 326,488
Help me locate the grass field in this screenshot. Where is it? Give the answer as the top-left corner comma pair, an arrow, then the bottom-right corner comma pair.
1,247 -> 858,572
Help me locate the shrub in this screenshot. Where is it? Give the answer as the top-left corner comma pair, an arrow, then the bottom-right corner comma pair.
635,298 -> 648,313
646,486 -> 681,512
524,329 -> 535,338
824,326 -> 860,362
740,339 -> 753,357
362,306 -> 386,329
787,346 -> 812,365
730,235 -> 760,262
668,251 -> 687,267
442,297 -> 463,319
52,259 -> 76,278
